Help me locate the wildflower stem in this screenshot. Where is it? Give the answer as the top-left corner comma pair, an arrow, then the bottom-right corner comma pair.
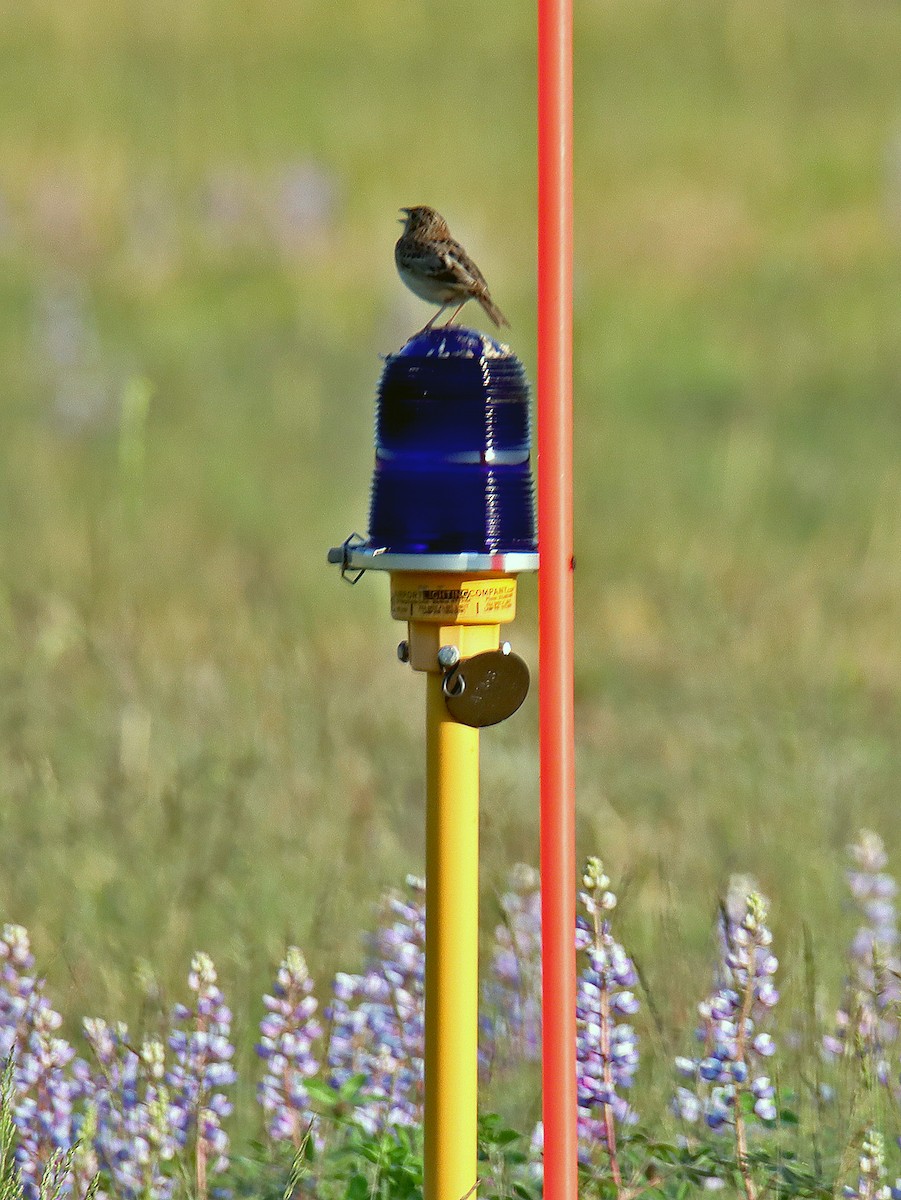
592,901 -> 623,1193
599,977 -> 623,1191
196,1133 -> 207,1200
195,997 -> 209,1200
734,960 -> 757,1200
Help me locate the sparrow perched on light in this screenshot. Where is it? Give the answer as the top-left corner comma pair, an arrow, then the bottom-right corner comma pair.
395,206 -> 509,333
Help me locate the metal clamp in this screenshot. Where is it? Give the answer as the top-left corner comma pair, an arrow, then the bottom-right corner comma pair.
326,532 -> 369,584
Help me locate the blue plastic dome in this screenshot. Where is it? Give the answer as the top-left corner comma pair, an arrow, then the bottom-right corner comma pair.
368,327 -> 537,555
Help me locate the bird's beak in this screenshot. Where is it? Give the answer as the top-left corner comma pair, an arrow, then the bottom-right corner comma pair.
398,207 -> 410,224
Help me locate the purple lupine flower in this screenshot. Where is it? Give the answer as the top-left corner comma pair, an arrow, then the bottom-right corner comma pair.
0,924 -> 91,1199
825,831 -> 900,1083
325,876 -> 425,1134
268,160 -> 339,255
84,1018 -> 176,1199
673,888 -> 780,1131
575,858 -> 639,1165
483,864 -> 542,1070
842,1129 -> 898,1200
166,953 -> 236,1192
31,274 -> 114,435
257,947 -> 322,1145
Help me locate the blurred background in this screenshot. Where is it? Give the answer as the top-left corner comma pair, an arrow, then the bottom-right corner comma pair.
0,0 -> 899,1135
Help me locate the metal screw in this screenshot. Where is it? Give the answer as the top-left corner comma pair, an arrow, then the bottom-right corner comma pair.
437,645 -> 461,669
501,641 -> 512,655
397,641 -> 410,663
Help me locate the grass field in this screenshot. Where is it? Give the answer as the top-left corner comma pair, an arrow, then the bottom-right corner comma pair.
0,0 -> 900,1146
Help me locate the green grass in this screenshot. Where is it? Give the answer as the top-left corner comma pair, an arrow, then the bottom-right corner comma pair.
0,0 -> 899,1145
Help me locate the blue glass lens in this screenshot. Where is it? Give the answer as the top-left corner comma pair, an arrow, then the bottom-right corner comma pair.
368,328 -> 537,554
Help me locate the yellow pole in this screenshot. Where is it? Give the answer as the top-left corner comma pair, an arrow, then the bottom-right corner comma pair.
393,573 -> 518,1200
425,670 -> 480,1200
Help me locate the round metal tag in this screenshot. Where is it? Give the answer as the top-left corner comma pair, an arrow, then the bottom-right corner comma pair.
442,649 -> 530,728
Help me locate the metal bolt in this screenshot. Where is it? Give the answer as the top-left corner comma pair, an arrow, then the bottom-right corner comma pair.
437,644 -> 461,669
501,641 -> 512,655
397,641 -> 410,663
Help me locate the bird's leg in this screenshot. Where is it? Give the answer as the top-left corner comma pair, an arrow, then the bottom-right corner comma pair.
444,301 -> 467,327
417,306 -> 446,335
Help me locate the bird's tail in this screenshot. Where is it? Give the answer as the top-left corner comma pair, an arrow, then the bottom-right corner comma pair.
478,291 -> 510,328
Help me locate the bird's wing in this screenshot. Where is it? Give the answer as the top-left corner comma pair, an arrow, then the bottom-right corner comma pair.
436,243 -> 490,293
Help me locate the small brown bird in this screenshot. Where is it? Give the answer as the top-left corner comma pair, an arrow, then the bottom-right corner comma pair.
395,206 -> 509,333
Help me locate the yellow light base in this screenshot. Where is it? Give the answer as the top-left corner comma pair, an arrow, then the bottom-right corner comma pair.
407,622 -> 498,673
392,572 -> 518,674
391,572 -> 517,624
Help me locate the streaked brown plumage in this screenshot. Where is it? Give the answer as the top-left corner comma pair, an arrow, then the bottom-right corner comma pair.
395,206 -> 509,333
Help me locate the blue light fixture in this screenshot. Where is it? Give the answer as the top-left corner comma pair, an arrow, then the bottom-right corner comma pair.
329,327 -> 538,580
368,327 -> 537,557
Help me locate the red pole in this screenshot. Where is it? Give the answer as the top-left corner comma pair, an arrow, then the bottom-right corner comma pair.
537,0 -> 577,1196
